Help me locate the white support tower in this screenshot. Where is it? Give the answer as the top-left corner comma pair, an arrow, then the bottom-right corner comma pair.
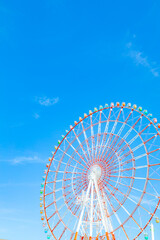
151,223 -> 154,240
74,165 -> 114,240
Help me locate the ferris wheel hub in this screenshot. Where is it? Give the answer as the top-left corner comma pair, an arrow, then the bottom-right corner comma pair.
89,164 -> 102,180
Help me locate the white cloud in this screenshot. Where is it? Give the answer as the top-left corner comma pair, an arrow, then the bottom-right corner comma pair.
0,182 -> 40,187
130,194 -> 158,207
11,156 -> 45,164
126,42 -> 132,48
33,113 -> 40,119
0,216 -> 38,224
36,96 -> 59,106
126,42 -> 159,77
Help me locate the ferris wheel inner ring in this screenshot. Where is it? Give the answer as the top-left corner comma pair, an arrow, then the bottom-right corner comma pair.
61,132 -> 138,222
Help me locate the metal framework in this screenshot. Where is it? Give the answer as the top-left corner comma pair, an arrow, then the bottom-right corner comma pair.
40,103 -> 160,240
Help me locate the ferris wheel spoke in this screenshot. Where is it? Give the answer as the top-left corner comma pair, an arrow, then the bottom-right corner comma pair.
107,146 -> 147,169
99,109 -> 112,159
100,114 -> 120,162
106,147 -> 133,168
149,163 -> 160,167
147,134 -> 158,151
104,133 -> 133,165
110,158 -> 134,170
107,137 -> 127,161
149,154 -> 160,162
150,166 -> 160,178
148,148 -> 160,155
128,134 -> 139,145
52,202 -> 80,234
72,128 -> 90,162
105,177 -> 159,199
106,135 -> 119,157
108,117 -> 144,161
99,119 -> 119,163
59,227 -> 67,240
65,185 -> 83,202
132,142 -> 144,152
47,210 -> 57,221
110,165 -> 148,174
139,123 -> 151,135
103,191 -> 131,239
111,107 -> 120,119
124,109 -> 133,123
63,206 -> 81,238
110,167 -> 134,174
90,115 -> 96,162
64,138 -> 90,167
108,175 -> 146,180
102,132 -> 124,166
65,185 -> 86,206
104,180 -> 154,216
45,189 -> 59,197
104,191 -> 122,225
148,180 -> 160,197
105,147 -> 121,170
45,200 -> 56,209
95,111 -> 102,160
53,157 -> 86,172
70,233 -> 75,240
109,117 -> 143,165
45,194 -> 63,206
103,179 -> 130,202
64,176 -> 81,182
46,180 -> 62,184
148,178 -> 160,181
49,170 -> 82,175
104,184 -> 142,231
58,147 -> 88,170
121,225 -> 129,240
99,109 -> 113,160
64,182 -> 76,189
144,133 -> 157,145
132,115 -> 143,129
106,154 -> 129,171
101,133 -> 115,162
80,121 -> 92,162
112,109 -> 133,143
101,134 -> 120,164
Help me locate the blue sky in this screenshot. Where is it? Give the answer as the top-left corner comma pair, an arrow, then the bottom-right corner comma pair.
0,0 -> 160,239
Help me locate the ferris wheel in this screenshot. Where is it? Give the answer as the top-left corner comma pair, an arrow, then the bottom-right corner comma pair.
40,102 -> 160,240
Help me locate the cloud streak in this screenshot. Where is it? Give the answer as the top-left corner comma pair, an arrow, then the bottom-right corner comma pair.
126,42 -> 159,77
0,216 -> 39,224
0,182 -> 40,187
10,156 -> 45,164
36,96 -> 59,106
33,113 -> 40,119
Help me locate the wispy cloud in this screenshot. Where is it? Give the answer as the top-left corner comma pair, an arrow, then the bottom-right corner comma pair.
126,42 -> 160,77
0,154 -> 46,165
11,156 -> 45,164
36,96 -> 59,106
33,113 -> 40,119
0,216 -> 39,224
130,194 -> 158,208
0,182 -> 40,187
